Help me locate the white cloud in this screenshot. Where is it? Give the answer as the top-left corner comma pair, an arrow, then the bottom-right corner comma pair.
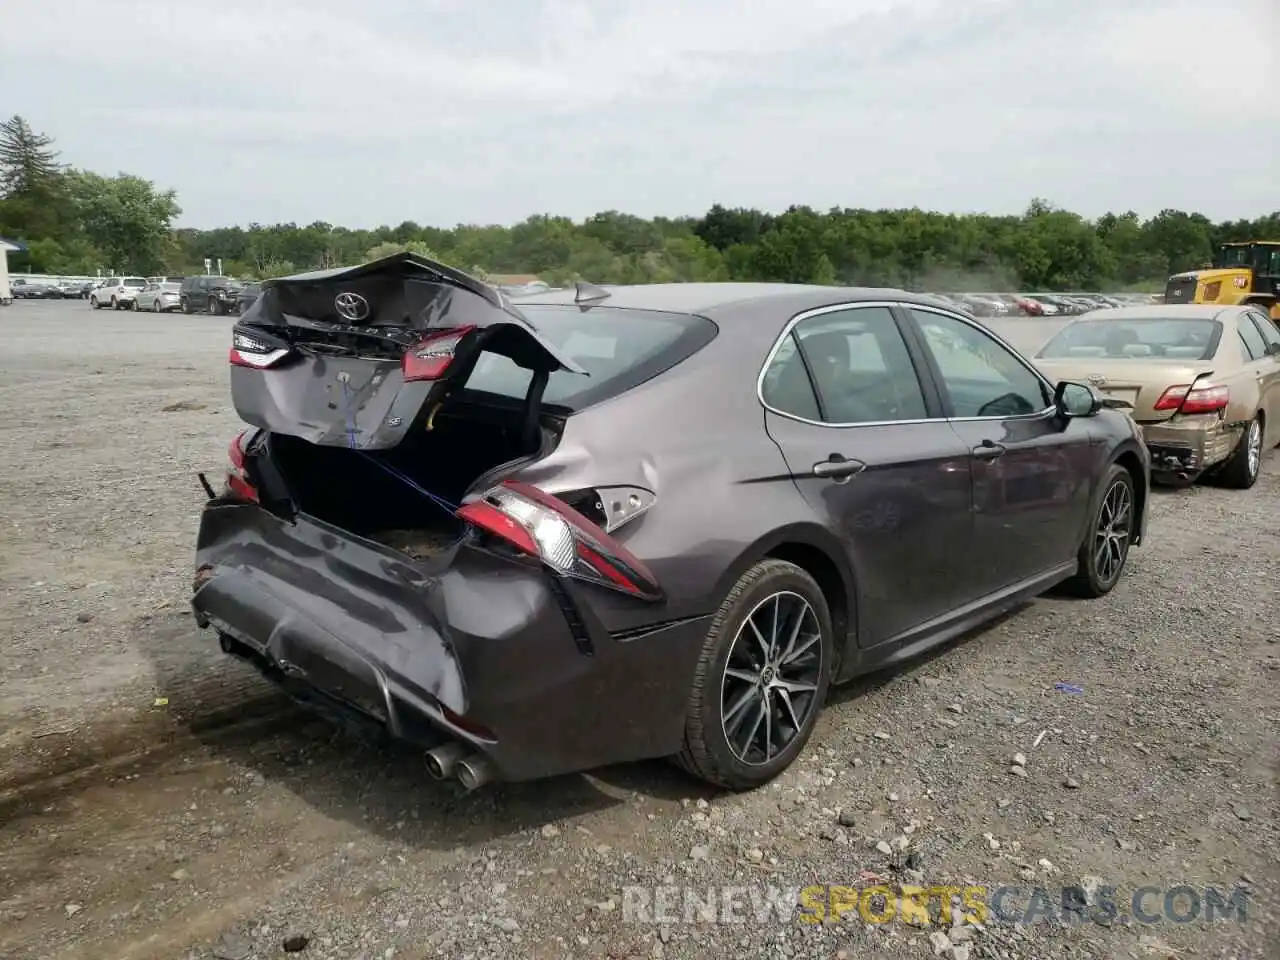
2,0 -> 1276,227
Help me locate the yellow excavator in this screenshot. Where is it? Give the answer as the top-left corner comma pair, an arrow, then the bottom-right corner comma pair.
1164,241 -> 1280,321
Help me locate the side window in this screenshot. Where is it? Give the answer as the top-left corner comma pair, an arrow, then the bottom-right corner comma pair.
1238,317 -> 1267,360
1248,312 -> 1280,352
761,333 -> 821,421
909,309 -> 1050,418
791,306 -> 929,424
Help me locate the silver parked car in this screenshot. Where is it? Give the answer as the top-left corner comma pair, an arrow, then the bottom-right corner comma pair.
135,281 -> 182,313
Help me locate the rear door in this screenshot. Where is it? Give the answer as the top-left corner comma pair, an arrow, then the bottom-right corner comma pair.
760,302 -> 976,646
903,305 -> 1096,594
228,252 -> 586,450
1241,310 -> 1280,441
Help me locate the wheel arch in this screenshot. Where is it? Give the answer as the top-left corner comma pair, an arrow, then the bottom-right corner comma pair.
712,523 -> 857,672
1109,441 -> 1148,546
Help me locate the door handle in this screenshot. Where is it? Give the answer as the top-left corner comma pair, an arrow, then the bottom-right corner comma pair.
972,440 -> 1006,461
812,455 -> 866,479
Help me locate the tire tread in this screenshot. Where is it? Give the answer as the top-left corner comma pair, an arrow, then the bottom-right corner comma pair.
675,559 -> 824,790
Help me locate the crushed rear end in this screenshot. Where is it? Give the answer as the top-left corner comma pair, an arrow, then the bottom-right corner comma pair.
191,255 -> 705,784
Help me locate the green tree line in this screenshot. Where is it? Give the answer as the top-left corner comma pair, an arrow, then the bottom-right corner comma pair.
2,115 -> 1276,291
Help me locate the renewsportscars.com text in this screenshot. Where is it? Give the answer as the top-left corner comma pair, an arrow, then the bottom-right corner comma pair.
620,883 -> 1250,927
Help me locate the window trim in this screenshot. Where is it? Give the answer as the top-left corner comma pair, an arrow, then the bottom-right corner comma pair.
902,303 -> 1058,422
1245,311 -> 1280,352
1236,315 -> 1268,361
755,300 -> 942,428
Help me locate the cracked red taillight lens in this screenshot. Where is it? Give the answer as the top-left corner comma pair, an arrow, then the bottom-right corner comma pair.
225,429 -> 259,502
456,480 -> 662,601
402,325 -> 476,381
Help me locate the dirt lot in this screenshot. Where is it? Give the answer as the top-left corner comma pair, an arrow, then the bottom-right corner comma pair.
1,300 -> 1277,960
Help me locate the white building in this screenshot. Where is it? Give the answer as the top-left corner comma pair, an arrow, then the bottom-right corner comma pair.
0,237 -> 26,303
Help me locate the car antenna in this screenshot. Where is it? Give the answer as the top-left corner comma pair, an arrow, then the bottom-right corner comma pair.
574,281 -> 610,304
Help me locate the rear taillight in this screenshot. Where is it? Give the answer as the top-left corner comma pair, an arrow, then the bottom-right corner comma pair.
229,330 -> 290,369
402,325 -> 476,382
225,430 -> 259,502
456,479 -> 662,601
1153,383 -> 1229,415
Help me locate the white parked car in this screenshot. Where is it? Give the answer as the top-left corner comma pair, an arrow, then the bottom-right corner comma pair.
89,277 -> 148,310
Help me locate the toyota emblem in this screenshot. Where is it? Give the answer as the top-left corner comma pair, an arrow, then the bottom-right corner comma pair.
1087,374 -> 1106,386
334,292 -> 370,321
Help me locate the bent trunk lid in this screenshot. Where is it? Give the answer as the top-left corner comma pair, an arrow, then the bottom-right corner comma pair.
1035,358 -> 1214,421
230,253 -> 586,449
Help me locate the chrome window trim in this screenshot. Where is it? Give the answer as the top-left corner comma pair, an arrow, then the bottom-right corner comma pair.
756,300 -> 1056,428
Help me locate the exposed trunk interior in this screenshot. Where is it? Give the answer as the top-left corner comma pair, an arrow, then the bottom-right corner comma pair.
257,403 -> 554,560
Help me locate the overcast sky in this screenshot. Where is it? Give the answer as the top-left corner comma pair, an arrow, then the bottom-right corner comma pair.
3,0 -> 1276,229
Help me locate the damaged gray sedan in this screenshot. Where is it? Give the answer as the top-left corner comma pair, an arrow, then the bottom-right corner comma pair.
192,253 -> 1150,790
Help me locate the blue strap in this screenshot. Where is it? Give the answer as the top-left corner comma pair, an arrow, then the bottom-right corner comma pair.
341,378 -> 458,520
357,451 -> 459,517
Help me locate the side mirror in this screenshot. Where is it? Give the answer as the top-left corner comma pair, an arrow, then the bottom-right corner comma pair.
1054,380 -> 1102,418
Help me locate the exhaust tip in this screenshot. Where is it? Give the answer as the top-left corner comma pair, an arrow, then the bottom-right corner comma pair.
424,741 -> 468,780
456,755 -> 495,792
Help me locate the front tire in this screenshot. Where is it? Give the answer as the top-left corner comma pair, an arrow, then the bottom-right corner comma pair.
90,296 -> 100,309
1063,464 -> 1135,598
674,560 -> 834,790
111,296 -> 119,310
1219,415 -> 1263,489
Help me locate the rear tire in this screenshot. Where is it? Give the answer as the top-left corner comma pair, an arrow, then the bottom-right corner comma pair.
1063,464 -> 1135,598
1219,415 -> 1263,489
674,560 -> 834,790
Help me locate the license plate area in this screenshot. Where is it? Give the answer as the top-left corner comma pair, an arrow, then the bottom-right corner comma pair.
1101,388 -> 1139,405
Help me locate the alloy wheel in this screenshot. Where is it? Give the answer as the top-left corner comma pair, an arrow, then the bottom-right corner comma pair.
720,591 -> 824,766
1246,419 -> 1262,480
1093,479 -> 1133,585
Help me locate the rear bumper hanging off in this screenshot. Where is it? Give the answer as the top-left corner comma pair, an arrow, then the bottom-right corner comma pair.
191,501 -> 707,783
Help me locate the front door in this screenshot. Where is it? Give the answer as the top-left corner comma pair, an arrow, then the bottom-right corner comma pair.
903,306 -> 1096,594
760,302 -> 976,647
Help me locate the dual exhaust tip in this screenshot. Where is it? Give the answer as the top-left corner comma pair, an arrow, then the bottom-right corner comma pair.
425,741 -> 494,791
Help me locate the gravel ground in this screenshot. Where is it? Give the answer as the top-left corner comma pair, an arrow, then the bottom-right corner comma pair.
1,300 -> 1277,960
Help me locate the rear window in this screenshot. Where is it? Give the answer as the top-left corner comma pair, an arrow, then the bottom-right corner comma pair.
1036,318 -> 1220,361
123,277 -> 147,287
463,305 -> 717,410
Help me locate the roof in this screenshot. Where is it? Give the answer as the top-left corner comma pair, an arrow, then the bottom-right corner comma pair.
0,237 -> 28,253
513,282 -> 927,317
1067,304 -> 1251,322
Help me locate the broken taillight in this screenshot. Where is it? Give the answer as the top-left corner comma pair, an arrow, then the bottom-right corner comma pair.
225,429 -> 259,502
1153,383 -> 1229,415
402,325 -> 476,382
229,330 -> 290,369
456,480 -> 662,601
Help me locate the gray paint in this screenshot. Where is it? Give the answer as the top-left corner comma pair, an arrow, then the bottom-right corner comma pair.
194,270 -> 1152,784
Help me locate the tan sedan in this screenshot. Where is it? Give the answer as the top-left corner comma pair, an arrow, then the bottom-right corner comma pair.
1032,304 -> 1280,487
